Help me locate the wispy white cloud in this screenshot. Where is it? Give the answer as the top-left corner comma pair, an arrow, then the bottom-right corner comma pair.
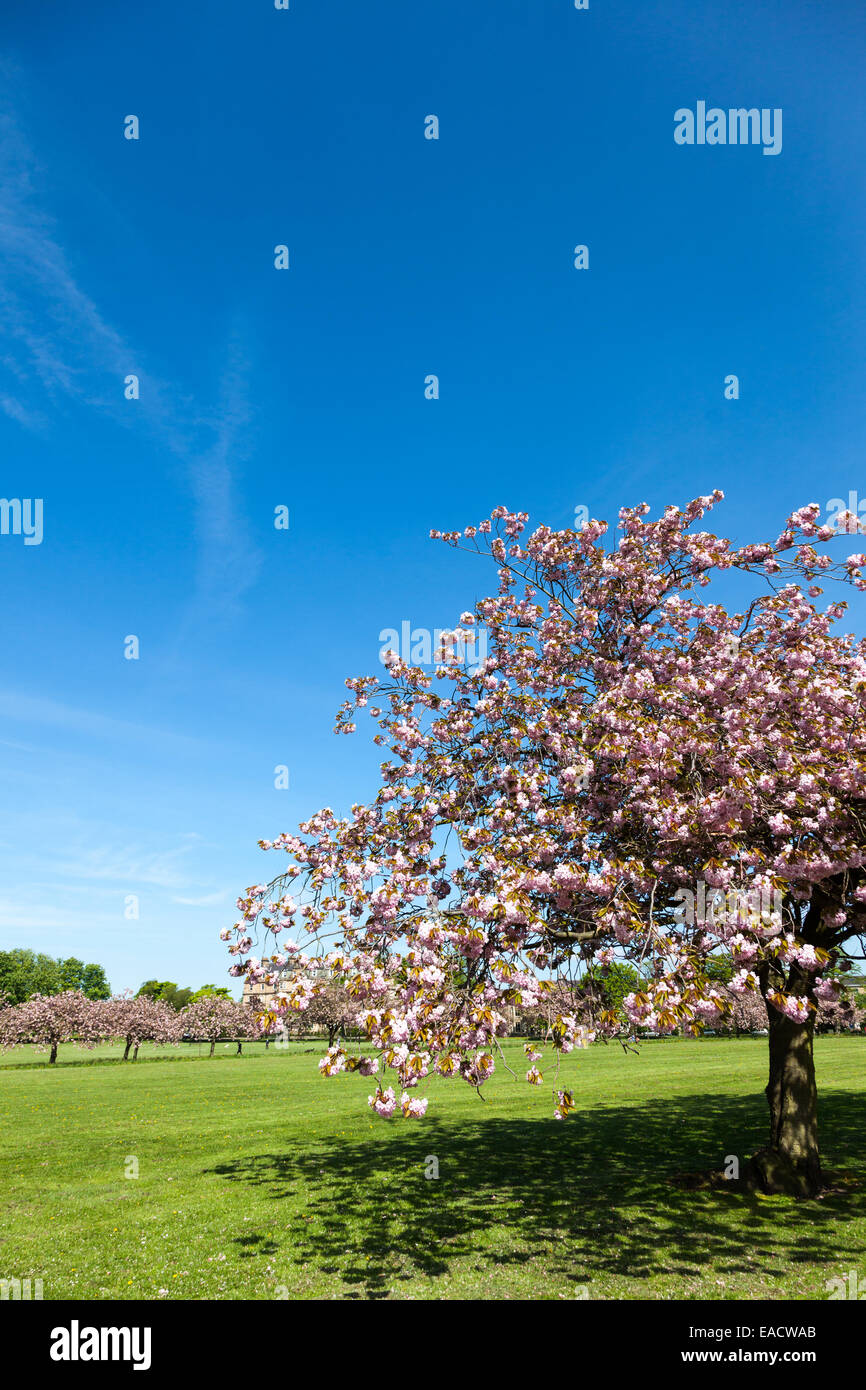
0,388 -> 46,431
0,897 -> 121,934
52,842 -> 202,890
172,891 -> 228,908
0,93 -> 150,422
0,64 -> 262,611
0,802 -> 226,894
0,687 -> 203,749
182,333 -> 263,617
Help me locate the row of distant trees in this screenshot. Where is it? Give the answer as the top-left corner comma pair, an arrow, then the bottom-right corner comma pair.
0,951 -> 369,1063
0,980 -> 373,1065
0,991 -> 262,1064
2,955 -> 861,1066
512,958 -> 866,1038
135,980 -> 233,1011
0,948 -> 242,1012
0,949 -> 111,1004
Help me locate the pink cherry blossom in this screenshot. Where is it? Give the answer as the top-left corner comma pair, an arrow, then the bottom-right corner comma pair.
225,495 -> 866,1193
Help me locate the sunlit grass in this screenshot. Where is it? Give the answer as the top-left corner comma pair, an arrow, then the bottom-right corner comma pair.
0,1037 -> 863,1300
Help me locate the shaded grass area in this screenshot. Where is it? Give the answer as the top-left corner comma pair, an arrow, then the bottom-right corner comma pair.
0,1038 -> 863,1300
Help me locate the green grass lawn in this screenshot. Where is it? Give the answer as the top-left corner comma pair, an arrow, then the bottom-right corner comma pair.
0,1039 -> 282,1067
0,1037 -> 863,1300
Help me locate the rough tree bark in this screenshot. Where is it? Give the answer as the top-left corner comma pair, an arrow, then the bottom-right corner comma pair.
746,968 -> 822,1197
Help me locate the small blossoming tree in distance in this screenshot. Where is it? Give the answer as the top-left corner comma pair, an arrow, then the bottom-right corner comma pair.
180,995 -> 260,1056
102,992 -> 183,1060
0,990 -> 105,1063
225,495 -> 866,1197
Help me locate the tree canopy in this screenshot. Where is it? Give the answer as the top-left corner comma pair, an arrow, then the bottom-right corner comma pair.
225,495 -> 866,1194
0,949 -> 110,1004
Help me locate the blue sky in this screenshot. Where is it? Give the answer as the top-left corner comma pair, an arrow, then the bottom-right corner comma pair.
0,0 -> 864,994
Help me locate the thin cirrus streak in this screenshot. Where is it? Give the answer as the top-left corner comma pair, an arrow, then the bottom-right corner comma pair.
0,73 -> 262,614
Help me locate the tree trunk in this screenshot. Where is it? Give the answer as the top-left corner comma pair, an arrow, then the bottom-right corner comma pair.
49,1042 -> 58,1064
133,1043 -> 140,1061
123,1037 -> 132,1061
209,1039 -> 215,1056
747,1006 -> 821,1197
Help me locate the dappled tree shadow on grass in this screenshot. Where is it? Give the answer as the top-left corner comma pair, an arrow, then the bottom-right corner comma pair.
234,1229 -> 281,1259
208,1089 -> 866,1297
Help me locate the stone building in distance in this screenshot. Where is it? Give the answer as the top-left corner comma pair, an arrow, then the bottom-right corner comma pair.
242,958 -> 330,1010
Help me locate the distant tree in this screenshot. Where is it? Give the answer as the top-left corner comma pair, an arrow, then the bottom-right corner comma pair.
58,957 -> 111,1000
0,950 -> 110,1003
80,963 -> 111,1000
0,949 -> 61,1004
57,957 -> 86,992
587,961 -> 644,1015
304,981 -> 359,1047
815,982 -> 866,1035
835,969 -> 866,1015
136,980 -> 165,999
180,996 -> 260,1056
716,986 -> 767,1036
102,994 -> 182,1060
0,991 -> 104,1063
137,981 -> 194,1011
704,954 -> 735,986
515,980 -> 595,1039
188,985 -> 233,1003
